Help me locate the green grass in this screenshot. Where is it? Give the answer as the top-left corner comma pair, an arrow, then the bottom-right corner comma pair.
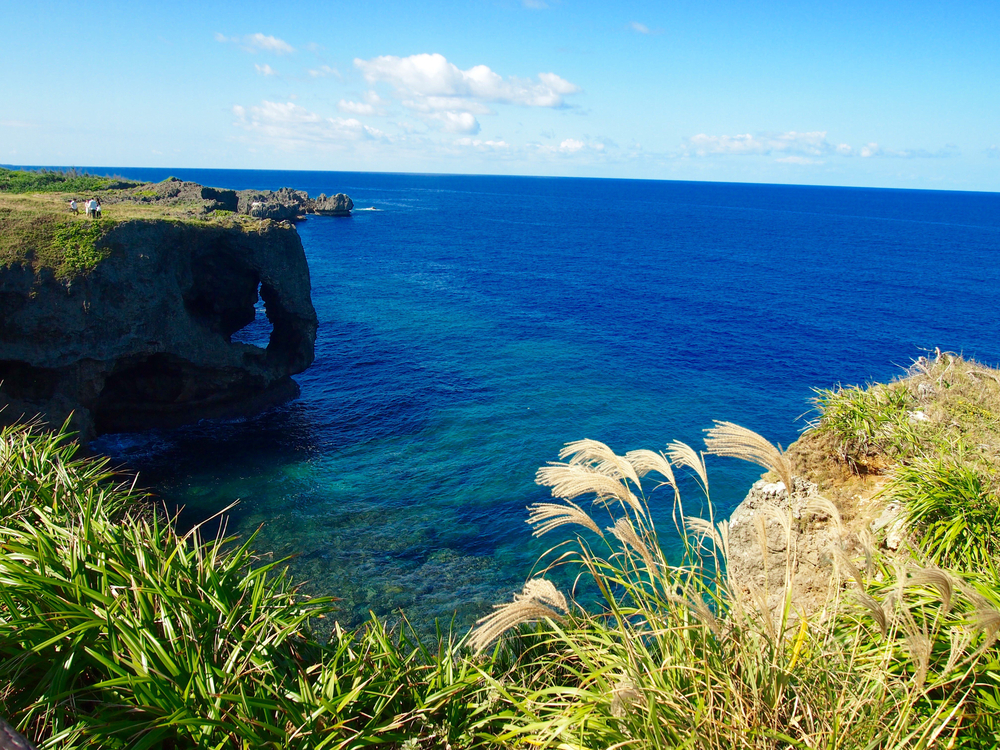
0,167 -> 138,194
811,381 -> 920,471
0,422 -> 499,749
51,219 -> 118,274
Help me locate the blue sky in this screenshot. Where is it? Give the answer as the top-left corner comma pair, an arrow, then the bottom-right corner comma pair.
3,0 -> 998,190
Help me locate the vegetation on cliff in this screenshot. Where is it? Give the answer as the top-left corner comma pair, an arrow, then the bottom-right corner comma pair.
0,167 -> 139,195
2,353 -> 999,749
0,178 -> 266,280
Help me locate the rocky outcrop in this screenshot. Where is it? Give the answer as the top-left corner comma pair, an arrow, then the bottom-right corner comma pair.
104,179 -> 353,220
0,219 -> 317,441
106,178 -> 239,213
726,478 -> 854,618
725,473 -> 909,622
238,189 -> 354,219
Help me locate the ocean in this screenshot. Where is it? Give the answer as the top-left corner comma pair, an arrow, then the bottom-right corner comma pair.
89,169 -> 1000,631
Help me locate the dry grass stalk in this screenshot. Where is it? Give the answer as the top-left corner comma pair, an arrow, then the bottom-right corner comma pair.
908,567 -> 955,614
608,517 -> 657,574
526,500 -> 603,538
558,439 -> 642,488
802,495 -> 845,537
856,591 -> 888,637
704,421 -> 794,496
665,440 -> 709,494
684,515 -> 724,553
469,578 -> 569,653
624,448 -> 676,488
535,463 -> 644,516
833,547 -> 865,592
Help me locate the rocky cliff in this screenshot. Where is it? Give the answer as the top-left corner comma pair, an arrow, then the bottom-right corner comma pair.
0,217 -> 318,441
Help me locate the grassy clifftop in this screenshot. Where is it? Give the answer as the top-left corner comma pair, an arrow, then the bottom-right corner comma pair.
0,166 -> 139,194
1,169 -> 273,278
2,353 -> 999,748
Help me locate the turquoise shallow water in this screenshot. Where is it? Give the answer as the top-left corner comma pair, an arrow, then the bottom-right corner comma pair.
92,169 -> 1000,631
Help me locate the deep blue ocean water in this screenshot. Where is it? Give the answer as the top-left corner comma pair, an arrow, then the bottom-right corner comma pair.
86,168 -> 1000,630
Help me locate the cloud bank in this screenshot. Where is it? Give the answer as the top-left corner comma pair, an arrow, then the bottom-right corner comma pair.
684,131 -> 957,160
215,32 -> 295,55
233,101 -> 385,148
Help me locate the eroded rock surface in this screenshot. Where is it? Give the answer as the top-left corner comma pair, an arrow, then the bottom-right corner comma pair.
726,472 -> 909,622
238,188 -> 354,219
0,219 -> 318,441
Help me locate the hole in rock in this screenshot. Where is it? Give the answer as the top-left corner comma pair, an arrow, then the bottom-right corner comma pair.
231,282 -> 274,349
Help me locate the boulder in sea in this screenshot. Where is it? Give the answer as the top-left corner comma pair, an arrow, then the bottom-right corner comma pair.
311,193 -> 354,216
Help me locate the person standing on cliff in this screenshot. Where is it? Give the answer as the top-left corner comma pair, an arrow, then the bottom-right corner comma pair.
86,198 -> 97,219
94,197 -> 102,220
69,199 -> 78,214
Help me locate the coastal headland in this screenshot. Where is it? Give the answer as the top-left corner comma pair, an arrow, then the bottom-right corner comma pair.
0,171 -> 352,441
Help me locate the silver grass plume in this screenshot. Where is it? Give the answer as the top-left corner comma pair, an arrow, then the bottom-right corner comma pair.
666,440 -> 709,494
833,547 -> 866,592
558,439 -> 642,489
536,463 -> 644,516
624,449 -> 676,488
704,421 -> 794,497
469,578 -> 569,654
685,515 -> 725,554
609,517 -> 657,574
904,633 -> 931,688
908,567 -> 954,615
803,495 -> 845,537
973,607 -> 1000,648
526,500 -> 603,538
856,591 -> 888,637
666,591 -> 721,636
945,627 -> 977,674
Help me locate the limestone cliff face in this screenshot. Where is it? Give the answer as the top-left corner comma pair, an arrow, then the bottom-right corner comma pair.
0,219 -> 317,441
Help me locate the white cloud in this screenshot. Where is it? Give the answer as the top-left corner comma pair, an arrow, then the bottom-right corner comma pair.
308,65 -> 340,78
455,137 -> 510,149
232,101 -> 386,148
431,111 -> 481,134
400,96 -> 493,115
776,156 -> 823,165
244,33 -> 294,54
354,53 -> 580,111
684,131 -> 956,160
559,138 -> 585,153
338,100 -> 374,115
216,32 -> 294,55
255,64 -> 277,76
685,131 -> 835,157
630,22 -> 651,34
339,91 -> 388,116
